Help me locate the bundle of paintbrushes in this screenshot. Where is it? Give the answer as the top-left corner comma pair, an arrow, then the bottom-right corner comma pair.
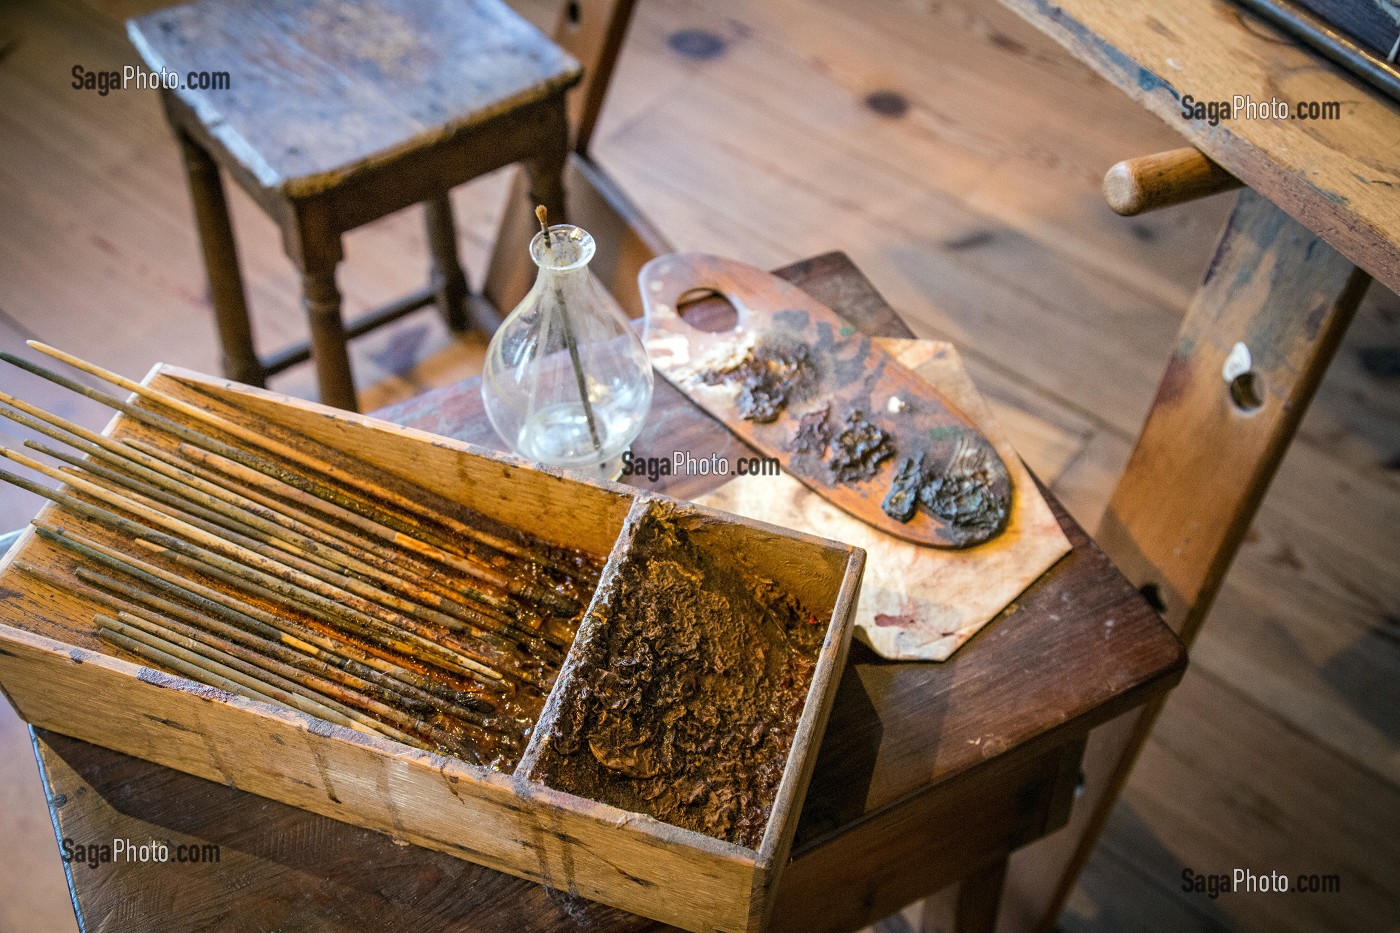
0,343 -> 603,770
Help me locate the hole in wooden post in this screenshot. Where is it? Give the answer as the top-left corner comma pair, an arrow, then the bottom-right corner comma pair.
1139,582 -> 1165,614
566,0 -> 580,27
1229,371 -> 1264,412
676,287 -> 739,333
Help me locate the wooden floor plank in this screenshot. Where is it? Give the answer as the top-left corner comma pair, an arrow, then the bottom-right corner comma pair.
1186,443 -> 1400,786
596,71 -> 1187,438
0,310 -> 120,532
1293,289 -> 1400,487
1064,810 -> 1233,933
0,702 -> 78,933
1048,428 -> 1133,532
787,0 -> 1230,310
629,0 -> 1228,312
1093,667 -> 1400,932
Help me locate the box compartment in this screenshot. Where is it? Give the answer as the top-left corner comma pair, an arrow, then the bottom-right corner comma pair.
0,366 -> 864,933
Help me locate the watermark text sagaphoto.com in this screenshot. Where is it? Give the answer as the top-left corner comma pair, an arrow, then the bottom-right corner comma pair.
60,837 -> 221,869
71,64 -> 231,96
1180,93 -> 1341,126
1181,867 -> 1341,899
620,450 -> 781,482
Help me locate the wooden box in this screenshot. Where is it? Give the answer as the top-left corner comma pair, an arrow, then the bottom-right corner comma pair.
0,368 -> 864,933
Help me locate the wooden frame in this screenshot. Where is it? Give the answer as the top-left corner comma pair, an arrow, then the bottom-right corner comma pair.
991,2 -> 1391,927
1002,193 -> 1371,932
0,367 -> 864,933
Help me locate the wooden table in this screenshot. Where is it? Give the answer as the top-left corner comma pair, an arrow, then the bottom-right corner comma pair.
30,253 -> 1185,933
992,2 -> 1397,929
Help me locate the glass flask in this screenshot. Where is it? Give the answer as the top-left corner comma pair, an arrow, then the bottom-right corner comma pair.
481,223 -> 653,479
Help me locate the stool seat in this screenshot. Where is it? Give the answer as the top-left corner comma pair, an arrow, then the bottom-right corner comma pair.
128,0 -> 581,197
127,0 -> 582,412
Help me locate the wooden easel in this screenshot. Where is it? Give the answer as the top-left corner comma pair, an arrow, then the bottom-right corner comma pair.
989,0 -> 1400,923
1001,147 -> 1371,932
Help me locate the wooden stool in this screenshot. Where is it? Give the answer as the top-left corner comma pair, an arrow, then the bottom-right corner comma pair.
128,0 -> 582,411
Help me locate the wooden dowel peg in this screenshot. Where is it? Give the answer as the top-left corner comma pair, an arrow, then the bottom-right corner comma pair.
1103,147 -> 1242,216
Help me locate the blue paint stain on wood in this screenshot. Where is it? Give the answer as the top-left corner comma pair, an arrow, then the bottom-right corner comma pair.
1138,66 -> 1166,92
1029,0 -> 1179,100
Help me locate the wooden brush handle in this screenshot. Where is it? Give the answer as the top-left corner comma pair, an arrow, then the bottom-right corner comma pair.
1103,147 -> 1242,216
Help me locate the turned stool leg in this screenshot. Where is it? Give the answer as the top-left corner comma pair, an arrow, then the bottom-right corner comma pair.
174,129 -> 264,387
483,97 -> 574,316
424,195 -> 470,332
300,264 -> 357,412
524,159 -> 567,225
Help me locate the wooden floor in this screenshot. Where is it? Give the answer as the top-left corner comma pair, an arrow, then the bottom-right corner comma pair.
1,0 -> 1396,931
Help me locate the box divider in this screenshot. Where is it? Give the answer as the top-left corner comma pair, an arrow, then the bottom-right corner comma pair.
515,494 -> 656,778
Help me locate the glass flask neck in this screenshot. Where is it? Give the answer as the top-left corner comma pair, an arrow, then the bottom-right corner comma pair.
530,225 -> 596,274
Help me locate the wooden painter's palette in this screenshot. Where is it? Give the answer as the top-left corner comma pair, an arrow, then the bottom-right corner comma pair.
642,253 -> 1013,549
700,339 -> 1072,662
